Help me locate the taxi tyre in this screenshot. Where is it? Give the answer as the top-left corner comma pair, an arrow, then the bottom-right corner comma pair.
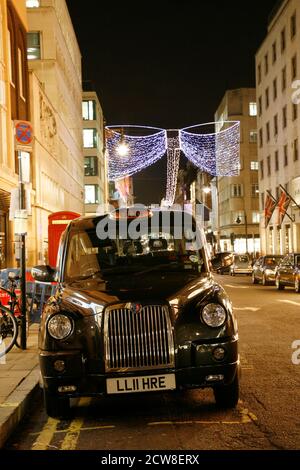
276,276 -> 284,290
44,389 -> 71,418
252,274 -> 258,284
213,372 -> 239,409
262,274 -> 268,286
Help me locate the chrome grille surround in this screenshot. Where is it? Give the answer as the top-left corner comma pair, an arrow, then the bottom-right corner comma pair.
104,303 -> 175,372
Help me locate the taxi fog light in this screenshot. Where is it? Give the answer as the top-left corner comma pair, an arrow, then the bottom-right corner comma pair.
53,360 -> 65,372
206,374 -> 224,382
58,385 -> 77,393
213,347 -> 226,361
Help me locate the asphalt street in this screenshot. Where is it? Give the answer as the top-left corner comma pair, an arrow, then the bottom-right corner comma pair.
5,274 -> 300,450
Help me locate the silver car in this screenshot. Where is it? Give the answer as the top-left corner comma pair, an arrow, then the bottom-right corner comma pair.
230,254 -> 252,276
252,255 -> 284,285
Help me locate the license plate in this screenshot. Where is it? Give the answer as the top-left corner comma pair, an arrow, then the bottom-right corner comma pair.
106,374 -> 176,395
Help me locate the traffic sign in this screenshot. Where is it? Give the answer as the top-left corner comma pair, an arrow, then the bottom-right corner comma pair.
14,120 -> 33,151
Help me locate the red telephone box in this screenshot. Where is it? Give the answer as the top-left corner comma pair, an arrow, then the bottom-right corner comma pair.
48,211 -> 80,267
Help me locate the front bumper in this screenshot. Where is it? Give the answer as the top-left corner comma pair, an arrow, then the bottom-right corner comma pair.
40,338 -> 239,396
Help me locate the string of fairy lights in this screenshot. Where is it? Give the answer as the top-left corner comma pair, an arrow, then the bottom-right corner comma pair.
105,122 -> 240,201
165,136 -> 181,205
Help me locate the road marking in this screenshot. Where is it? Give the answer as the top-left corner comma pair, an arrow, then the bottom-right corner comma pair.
29,425 -> 115,437
60,397 -> 91,450
147,408 -> 258,427
277,299 -> 300,307
31,417 -> 59,450
0,402 -> 19,408
234,307 -> 260,312
224,285 -> 250,289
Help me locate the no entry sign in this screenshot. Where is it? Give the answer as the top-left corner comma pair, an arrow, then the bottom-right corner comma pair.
14,120 -> 33,151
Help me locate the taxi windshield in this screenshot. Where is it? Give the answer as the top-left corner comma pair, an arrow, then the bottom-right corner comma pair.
64,217 -> 207,282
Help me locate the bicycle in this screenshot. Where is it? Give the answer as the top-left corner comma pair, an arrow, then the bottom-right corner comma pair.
0,272 -> 28,358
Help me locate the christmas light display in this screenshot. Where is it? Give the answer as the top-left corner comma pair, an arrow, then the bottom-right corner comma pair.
106,125 -> 167,181
165,136 -> 180,205
179,121 -> 240,177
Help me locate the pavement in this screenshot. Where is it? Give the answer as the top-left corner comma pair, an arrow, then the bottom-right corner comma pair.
0,324 -> 40,448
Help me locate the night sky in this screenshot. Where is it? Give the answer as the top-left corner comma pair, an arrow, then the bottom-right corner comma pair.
66,0 -> 280,203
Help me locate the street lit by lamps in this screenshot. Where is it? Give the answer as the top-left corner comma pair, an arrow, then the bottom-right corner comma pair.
236,212 -> 248,254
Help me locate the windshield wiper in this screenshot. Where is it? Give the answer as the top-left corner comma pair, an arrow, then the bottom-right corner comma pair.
133,262 -> 186,276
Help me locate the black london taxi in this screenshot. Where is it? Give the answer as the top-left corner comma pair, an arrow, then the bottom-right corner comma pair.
32,208 -> 240,417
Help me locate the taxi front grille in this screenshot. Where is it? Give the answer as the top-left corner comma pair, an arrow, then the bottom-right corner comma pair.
104,305 -> 174,372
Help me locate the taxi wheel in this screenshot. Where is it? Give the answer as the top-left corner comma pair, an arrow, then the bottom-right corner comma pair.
295,277 -> 300,293
44,390 -> 71,418
262,274 -> 268,286
214,373 -> 239,409
252,274 -> 258,284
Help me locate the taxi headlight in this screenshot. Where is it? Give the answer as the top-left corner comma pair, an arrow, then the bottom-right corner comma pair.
201,303 -> 227,328
47,314 -> 73,340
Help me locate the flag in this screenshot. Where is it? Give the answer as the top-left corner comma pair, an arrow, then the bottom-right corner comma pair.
277,188 -> 291,226
264,192 -> 277,228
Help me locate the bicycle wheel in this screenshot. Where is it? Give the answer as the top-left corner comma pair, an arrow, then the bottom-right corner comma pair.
0,306 -> 18,358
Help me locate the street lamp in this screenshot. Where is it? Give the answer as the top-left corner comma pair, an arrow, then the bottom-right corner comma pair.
236,212 -> 248,254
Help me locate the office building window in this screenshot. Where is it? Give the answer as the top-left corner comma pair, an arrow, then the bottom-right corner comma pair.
249,102 -> 257,116
251,184 -> 259,197
84,156 -> 98,176
267,156 -> 271,176
264,53 -> 269,75
260,161 -> 264,180
249,131 -> 258,143
82,100 -> 96,121
272,41 -> 277,63
282,67 -> 286,91
265,87 -> 269,108
284,144 -> 288,166
275,150 -> 279,172
259,128 -> 263,148
273,78 -> 277,100
258,96 -> 262,116
281,28 -> 286,52
291,12 -> 297,39
231,184 -> 243,198
26,0 -> 40,6
266,122 -> 270,142
27,32 -> 41,60
252,212 -> 260,224
292,55 -> 297,80
283,106 -> 287,128
85,185 -> 99,204
18,48 -> 25,100
294,138 -> 299,161
274,114 -> 278,136
276,186 -> 280,200
83,129 -> 98,148
251,161 -> 259,170
293,103 -> 298,121
257,64 -> 262,84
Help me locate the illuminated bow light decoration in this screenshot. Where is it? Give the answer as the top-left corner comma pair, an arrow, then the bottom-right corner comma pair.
106,125 -> 168,181
105,121 -> 240,202
165,131 -> 181,206
179,121 -> 240,177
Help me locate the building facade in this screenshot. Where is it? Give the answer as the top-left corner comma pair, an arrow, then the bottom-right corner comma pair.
0,0 -> 29,269
215,88 -> 260,255
27,0 -> 83,264
256,0 -> 300,254
83,86 -> 108,214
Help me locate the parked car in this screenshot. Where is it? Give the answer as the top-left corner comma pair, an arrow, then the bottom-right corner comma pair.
230,254 -> 252,276
275,253 -> 300,291
252,255 -> 284,286
32,208 -> 240,417
210,252 -> 234,275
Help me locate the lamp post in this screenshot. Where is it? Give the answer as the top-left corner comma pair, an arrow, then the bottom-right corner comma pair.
236,212 -> 248,254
